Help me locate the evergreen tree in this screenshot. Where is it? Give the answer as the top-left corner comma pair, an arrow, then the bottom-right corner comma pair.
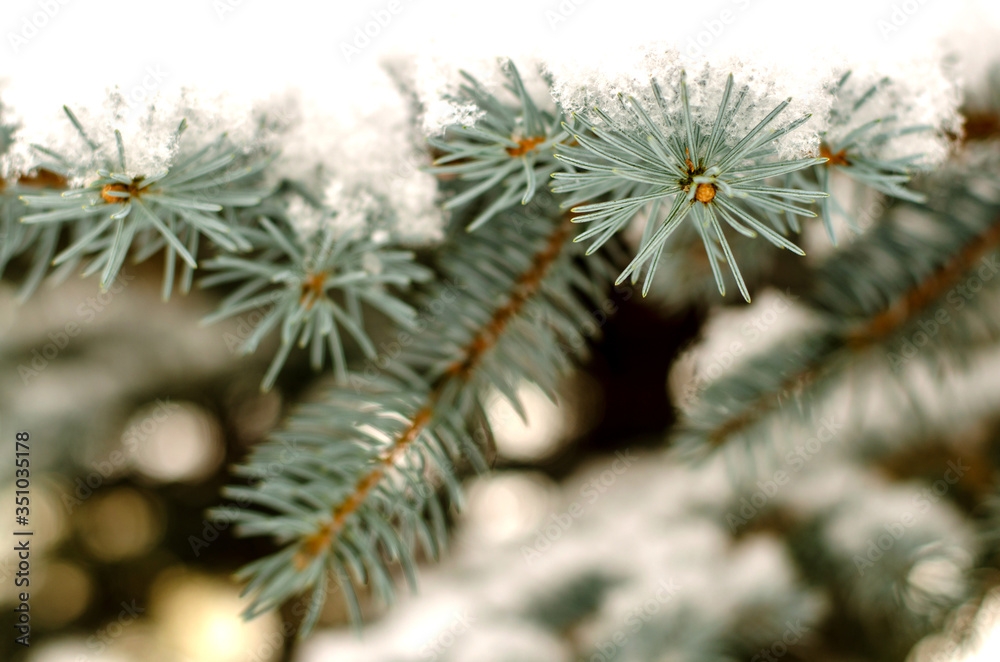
3,44 -> 1000,661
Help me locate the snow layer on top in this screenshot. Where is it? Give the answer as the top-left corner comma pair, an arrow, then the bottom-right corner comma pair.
824,55 -> 962,167
544,44 -> 839,161
939,7 -> 1000,107
1,86 -> 263,187
406,42 -> 964,170
259,67 -> 445,246
0,39 -> 965,250
406,43 -> 839,159
410,52 -> 558,136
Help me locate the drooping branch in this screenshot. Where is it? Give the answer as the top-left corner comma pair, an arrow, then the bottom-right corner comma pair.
293,215 -> 576,568
848,219 -> 1000,345
686,199 -> 1000,451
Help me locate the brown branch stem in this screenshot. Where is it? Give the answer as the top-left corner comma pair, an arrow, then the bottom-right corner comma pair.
294,216 -> 575,567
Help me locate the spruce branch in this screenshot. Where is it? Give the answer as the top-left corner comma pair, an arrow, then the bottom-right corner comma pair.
201,207 -> 433,392
0,49 -> 989,660
220,197 -> 608,637
628,217 -> 788,310
784,473 -> 978,657
0,169 -> 69,301
0,101 -> 75,301
428,61 -> 571,230
18,109 -> 268,294
792,70 -> 939,242
552,72 -> 827,300
675,147 -> 1000,460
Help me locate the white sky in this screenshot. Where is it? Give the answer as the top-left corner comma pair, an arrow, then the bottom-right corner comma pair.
1,0 -> 998,117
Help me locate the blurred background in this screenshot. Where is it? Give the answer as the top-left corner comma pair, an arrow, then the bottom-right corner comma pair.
0,235 -> 703,661
4,0 -> 1000,661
